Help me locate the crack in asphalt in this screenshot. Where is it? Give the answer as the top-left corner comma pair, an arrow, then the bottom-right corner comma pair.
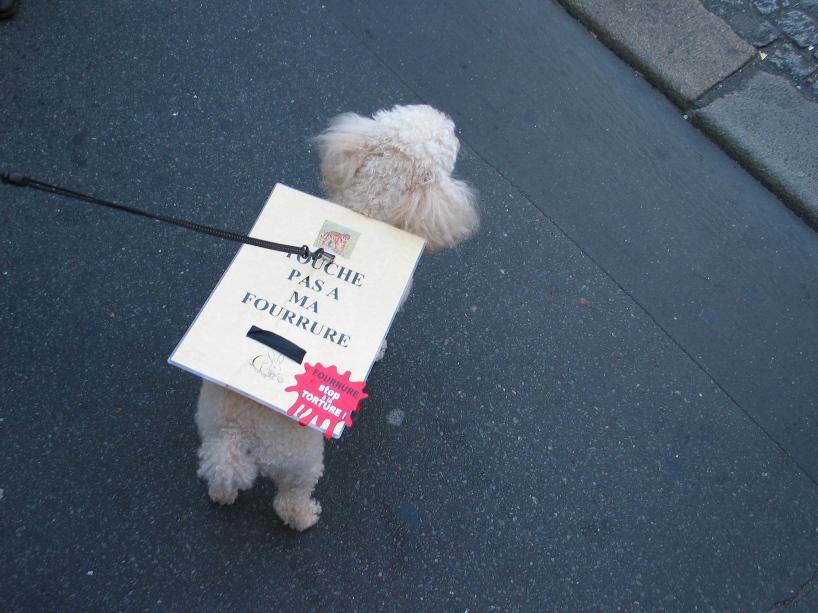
769,568 -> 818,612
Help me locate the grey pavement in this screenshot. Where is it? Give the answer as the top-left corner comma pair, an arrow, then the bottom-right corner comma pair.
1,0 -> 818,611
559,0 -> 818,229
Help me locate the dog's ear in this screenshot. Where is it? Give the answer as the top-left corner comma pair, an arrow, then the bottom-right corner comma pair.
313,113 -> 373,199
396,176 -> 479,253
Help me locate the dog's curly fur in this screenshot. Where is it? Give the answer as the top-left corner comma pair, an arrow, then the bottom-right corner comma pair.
195,104 -> 478,530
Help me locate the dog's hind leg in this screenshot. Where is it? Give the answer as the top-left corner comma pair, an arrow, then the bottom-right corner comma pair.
266,427 -> 325,531
272,464 -> 324,531
197,429 -> 258,505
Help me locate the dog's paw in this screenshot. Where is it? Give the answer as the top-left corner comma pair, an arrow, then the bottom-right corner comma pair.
273,495 -> 322,531
198,462 -> 246,505
376,339 -> 387,361
197,435 -> 258,505
207,482 -> 239,506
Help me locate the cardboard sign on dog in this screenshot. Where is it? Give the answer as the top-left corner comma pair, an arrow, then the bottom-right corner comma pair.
169,184 -> 425,438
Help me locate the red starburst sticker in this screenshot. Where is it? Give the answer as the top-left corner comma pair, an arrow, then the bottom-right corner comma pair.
284,363 -> 368,438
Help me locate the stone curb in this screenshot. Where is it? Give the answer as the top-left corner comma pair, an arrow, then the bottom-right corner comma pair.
691,72 -> 818,228
557,0 -> 818,231
556,0 -> 756,107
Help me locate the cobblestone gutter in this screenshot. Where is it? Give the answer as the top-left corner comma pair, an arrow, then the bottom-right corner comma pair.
701,0 -> 818,100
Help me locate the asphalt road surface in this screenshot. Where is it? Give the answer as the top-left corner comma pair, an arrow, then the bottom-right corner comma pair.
2,1 -> 817,611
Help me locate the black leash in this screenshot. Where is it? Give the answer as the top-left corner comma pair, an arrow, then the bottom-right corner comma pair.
0,172 -> 335,263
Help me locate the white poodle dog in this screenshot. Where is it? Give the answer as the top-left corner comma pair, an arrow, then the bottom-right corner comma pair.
195,104 -> 479,530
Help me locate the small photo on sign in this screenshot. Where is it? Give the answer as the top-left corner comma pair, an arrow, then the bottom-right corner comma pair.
314,221 -> 360,260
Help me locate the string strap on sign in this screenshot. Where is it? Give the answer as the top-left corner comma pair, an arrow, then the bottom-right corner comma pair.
0,172 -> 335,263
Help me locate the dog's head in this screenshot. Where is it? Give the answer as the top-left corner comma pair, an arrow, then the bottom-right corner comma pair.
314,104 -> 478,253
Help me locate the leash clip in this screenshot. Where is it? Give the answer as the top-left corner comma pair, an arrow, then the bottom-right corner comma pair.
303,246 -> 335,263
